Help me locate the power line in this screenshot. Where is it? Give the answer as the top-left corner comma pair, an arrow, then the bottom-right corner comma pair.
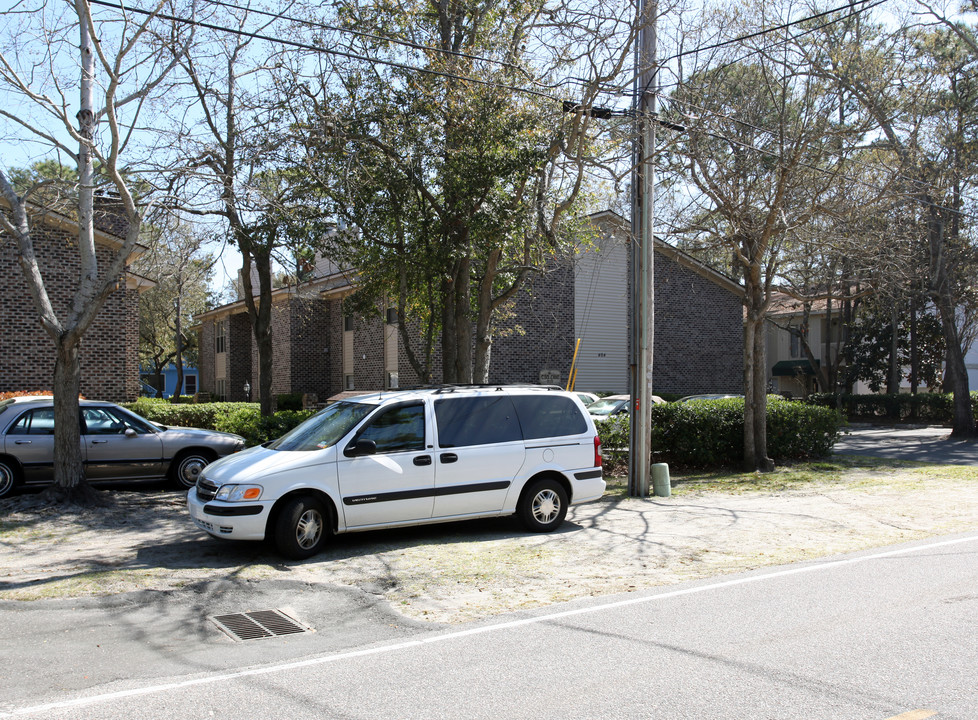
86,0 -> 560,100
630,0 -> 889,100
659,90 -> 978,215
85,0 -> 974,219
196,0 -> 532,78
661,0 -> 887,64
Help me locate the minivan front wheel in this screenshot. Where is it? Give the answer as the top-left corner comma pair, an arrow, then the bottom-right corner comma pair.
275,495 -> 330,559
518,478 -> 568,532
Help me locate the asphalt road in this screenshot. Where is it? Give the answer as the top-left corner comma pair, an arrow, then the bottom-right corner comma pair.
3,532 -> 976,719
835,424 -> 978,464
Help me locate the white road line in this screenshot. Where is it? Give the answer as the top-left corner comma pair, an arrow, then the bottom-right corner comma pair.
3,533 -> 976,718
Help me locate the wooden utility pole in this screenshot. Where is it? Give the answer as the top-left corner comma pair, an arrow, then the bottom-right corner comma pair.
629,0 -> 656,497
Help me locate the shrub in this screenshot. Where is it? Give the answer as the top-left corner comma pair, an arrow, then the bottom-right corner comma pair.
213,406 -> 315,446
276,393 -> 304,412
806,392 -> 959,423
595,397 -> 844,469
124,400 -> 254,431
125,399 -> 314,446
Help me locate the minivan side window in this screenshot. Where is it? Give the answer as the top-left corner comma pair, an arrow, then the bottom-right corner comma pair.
511,395 -> 587,440
358,402 -> 425,453
434,396 -> 521,448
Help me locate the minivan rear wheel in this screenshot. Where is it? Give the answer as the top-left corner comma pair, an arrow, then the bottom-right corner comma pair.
518,478 -> 568,532
274,495 -> 330,559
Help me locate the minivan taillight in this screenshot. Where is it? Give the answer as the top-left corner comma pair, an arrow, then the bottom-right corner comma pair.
593,435 -> 603,467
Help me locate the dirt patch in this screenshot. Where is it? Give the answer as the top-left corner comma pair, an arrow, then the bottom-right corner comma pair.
2,466 -> 977,624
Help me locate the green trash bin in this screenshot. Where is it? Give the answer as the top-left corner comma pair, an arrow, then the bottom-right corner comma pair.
652,463 -> 671,497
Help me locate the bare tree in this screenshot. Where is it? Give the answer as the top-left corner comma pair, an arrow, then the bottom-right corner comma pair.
798,3 -> 978,436
161,5 -> 293,415
661,2 -> 857,470
135,218 -> 215,399
0,0 -> 184,501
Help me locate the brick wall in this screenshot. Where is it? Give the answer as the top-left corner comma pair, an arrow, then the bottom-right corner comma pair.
0,219 -> 139,402
192,244 -> 744,400
288,295 -> 334,402
198,322 -> 215,394
491,261 -> 576,385
229,313 -> 252,401
652,252 -> 744,395
353,312 -> 386,390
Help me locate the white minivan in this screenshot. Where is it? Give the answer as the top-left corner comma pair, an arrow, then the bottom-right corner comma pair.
187,386 -> 605,558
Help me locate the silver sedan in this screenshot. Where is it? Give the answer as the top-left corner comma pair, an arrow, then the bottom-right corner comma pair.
0,396 -> 245,498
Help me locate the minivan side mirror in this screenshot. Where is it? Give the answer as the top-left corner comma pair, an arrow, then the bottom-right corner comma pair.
344,439 -> 377,457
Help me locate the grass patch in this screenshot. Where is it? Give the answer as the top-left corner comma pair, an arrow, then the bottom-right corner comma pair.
1,569 -> 161,601
602,456 -> 978,497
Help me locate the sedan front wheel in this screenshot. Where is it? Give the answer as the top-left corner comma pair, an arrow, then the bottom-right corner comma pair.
171,451 -> 213,490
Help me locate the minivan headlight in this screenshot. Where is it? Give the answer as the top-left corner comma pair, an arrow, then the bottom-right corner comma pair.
215,484 -> 263,502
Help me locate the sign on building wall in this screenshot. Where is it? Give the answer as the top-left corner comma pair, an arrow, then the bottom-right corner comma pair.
539,369 -> 562,386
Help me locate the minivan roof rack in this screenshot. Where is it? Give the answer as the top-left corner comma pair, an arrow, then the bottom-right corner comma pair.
425,383 -> 565,394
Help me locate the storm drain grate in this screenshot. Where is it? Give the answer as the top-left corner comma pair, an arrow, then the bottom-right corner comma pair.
210,610 -> 312,642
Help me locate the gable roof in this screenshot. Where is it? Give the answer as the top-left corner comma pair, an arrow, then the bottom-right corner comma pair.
0,196 -> 147,259
588,210 -> 744,298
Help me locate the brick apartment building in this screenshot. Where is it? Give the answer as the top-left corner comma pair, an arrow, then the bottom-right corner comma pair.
0,199 -> 148,402
194,212 -> 744,403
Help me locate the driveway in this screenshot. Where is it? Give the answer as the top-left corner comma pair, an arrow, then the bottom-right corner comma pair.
835,423 -> 978,464
3,425 -> 978,715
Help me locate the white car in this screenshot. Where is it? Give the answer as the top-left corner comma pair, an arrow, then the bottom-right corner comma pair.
188,386 -> 606,558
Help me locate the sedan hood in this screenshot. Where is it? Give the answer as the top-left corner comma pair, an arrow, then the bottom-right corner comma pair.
202,444 -> 335,484
161,426 -> 244,443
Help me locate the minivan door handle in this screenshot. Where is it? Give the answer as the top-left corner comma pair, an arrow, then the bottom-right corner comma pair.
440,453 -> 458,464
413,455 -> 433,466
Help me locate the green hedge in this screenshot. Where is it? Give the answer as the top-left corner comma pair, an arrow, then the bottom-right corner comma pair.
804,392 -> 975,423
124,399 -> 314,446
595,397 -> 844,469
213,407 -> 315,447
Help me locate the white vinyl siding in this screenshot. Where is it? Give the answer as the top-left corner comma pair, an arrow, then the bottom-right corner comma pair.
572,229 -> 629,394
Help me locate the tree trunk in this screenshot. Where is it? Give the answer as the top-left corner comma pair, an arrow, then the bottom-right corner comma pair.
49,339 -> 89,499
743,281 -> 774,472
887,302 -> 900,395
473,249 -> 501,384
927,207 -> 974,437
441,273 -> 458,384
173,292 -> 184,402
454,254 -> 473,383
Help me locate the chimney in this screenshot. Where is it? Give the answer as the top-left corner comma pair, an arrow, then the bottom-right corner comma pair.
92,189 -> 130,239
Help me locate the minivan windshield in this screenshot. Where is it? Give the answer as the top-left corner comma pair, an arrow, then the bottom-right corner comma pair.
267,401 -> 374,451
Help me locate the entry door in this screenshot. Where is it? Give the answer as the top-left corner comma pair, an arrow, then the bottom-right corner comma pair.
82,406 -> 164,480
431,396 -> 525,518
3,406 -> 65,482
337,402 -> 434,527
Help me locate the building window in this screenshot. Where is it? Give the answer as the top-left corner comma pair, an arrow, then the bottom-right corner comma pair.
215,321 -> 227,354
216,378 -> 227,401
386,307 -> 397,325
185,375 -> 197,395
789,325 -> 807,359
345,374 -> 355,391
344,315 -> 355,332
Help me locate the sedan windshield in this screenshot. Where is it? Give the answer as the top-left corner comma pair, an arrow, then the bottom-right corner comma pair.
267,402 -> 374,451
587,399 -> 624,417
